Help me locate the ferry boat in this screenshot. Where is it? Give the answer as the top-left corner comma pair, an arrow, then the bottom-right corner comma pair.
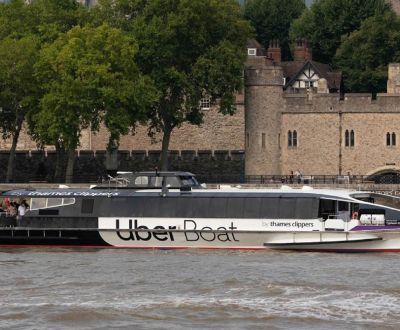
1,171 -> 400,252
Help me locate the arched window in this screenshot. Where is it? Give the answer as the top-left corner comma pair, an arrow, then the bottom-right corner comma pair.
387,132 -> 391,146
392,132 -> 396,146
345,130 -> 350,147
288,130 -> 292,147
350,130 -> 355,147
293,130 -> 297,147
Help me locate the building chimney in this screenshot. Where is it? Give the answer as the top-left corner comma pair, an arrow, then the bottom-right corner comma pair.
267,39 -> 281,64
294,38 -> 312,62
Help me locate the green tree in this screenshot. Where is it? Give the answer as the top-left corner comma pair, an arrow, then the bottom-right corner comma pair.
0,0 -> 90,182
0,0 -> 32,39
290,0 -> 390,64
0,35 -> 40,183
335,11 -> 400,93
0,0 -> 88,41
88,0 -> 145,31
123,0 -> 252,170
28,0 -> 89,43
34,24 -> 157,182
244,0 -> 305,60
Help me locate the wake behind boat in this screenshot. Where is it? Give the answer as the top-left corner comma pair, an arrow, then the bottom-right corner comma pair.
1,171 -> 400,252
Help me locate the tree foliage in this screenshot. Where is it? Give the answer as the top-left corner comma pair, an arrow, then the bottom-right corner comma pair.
88,0 -> 146,31
128,0 -> 252,170
0,0 -> 88,41
34,24 -> 158,181
290,0 -> 391,64
0,35 -> 40,182
335,11 -> 400,93
244,0 -> 305,60
28,0 -> 89,42
0,0 -> 89,182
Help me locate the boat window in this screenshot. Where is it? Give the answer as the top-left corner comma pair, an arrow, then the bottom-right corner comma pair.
243,198 -> 262,218
30,197 -> 75,210
319,199 -> 336,219
180,176 -> 199,187
279,198 -> 296,218
187,198 -> 211,217
31,198 -> 47,210
260,198 -> 280,218
63,198 -> 75,205
81,199 -> 94,214
368,194 -> 400,210
134,176 -> 149,186
226,197 -> 245,218
338,201 -> 349,211
209,198 -> 228,218
295,198 -> 319,218
155,197 -> 178,217
165,176 -> 180,187
47,198 -> 63,208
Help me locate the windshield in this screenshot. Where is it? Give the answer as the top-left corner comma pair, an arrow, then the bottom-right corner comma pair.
351,193 -> 400,210
179,175 -> 200,187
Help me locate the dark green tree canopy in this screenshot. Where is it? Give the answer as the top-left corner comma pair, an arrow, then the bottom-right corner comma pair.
132,0 -> 251,120
244,0 -> 305,60
0,0 -> 88,42
335,11 -> 400,93
0,35 -> 40,139
123,0 -> 252,169
290,0 -> 391,64
34,23 -> 158,151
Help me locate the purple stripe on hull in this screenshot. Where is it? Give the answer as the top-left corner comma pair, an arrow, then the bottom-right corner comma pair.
351,225 -> 400,231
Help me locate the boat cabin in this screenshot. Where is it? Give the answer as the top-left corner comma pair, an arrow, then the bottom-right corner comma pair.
94,171 -> 201,190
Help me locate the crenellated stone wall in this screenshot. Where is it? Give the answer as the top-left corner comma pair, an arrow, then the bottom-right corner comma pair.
280,92 -> 400,176
0,149 -> 244,183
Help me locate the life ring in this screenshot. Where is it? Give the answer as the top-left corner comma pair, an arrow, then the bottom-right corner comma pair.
352,211 -> 358,219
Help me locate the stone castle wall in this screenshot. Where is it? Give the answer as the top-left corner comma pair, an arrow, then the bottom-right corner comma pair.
0,94 -> 245,152
0,149 -> 245,183
280,93 -> 400,176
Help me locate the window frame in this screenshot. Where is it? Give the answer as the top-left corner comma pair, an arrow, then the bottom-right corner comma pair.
247,48 -> 257,56
345,129 -> 355,148
199,95 -> 211,110
288,130 -> 297,148
386,132 -> 396,146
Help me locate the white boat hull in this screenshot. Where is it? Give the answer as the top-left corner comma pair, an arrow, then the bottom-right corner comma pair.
97,229 -> 400,252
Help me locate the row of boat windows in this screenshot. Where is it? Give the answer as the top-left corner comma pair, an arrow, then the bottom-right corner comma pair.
95,197 -> 320,219
30,198 -> 75,211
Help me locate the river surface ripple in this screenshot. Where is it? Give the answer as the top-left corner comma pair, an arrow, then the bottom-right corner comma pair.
0,249 -> 399,329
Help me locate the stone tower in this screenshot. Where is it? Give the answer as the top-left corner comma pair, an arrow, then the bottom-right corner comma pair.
245,56 -> 283,176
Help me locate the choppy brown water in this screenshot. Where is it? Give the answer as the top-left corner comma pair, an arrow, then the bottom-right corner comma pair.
0,249 -> 399,329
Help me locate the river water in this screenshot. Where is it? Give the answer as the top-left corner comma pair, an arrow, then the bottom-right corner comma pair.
0,249 -> 399,329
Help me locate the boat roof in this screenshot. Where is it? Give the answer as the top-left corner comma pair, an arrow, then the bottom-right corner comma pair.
0,186 -> 368,201
117,171 -> 195,177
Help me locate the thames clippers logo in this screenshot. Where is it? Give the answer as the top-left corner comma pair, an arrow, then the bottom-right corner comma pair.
115,219 -> 239,242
